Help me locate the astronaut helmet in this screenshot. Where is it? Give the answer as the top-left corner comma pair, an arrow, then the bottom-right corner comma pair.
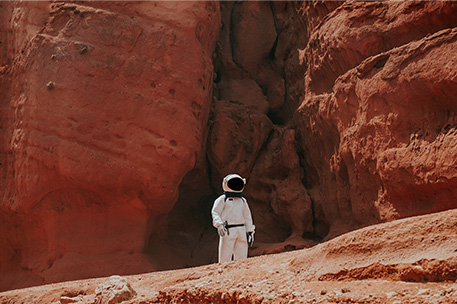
222,174 -> 246,193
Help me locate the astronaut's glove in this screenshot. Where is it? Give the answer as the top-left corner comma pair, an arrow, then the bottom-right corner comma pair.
217,225 -> 227,237
247,231 -> 254,247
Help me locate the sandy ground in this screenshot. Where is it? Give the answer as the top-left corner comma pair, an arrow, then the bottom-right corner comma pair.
1,209 -> 456,304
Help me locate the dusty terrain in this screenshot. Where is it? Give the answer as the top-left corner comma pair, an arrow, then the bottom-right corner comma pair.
1,209 -> 456,303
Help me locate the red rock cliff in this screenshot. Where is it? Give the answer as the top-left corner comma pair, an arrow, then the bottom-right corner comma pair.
0,1 -> 220,290
295,1 -> 457,239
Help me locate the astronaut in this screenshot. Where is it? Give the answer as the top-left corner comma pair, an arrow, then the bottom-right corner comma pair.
211,174 -> 255,263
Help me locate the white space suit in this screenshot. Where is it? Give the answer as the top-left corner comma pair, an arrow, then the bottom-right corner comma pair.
211,174 -> 255,263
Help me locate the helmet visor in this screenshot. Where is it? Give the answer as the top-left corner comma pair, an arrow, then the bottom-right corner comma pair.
227,177 -> 245,191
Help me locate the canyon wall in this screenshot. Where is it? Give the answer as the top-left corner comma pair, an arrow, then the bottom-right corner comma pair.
295,1 -> 457,239
1,0 -> 457,292
0,1 -> 220,290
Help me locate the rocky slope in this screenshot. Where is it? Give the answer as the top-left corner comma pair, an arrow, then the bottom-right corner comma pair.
1,0 -> 457,293
1,209 -> 456,303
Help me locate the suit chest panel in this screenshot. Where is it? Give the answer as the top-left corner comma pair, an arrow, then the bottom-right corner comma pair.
222,198 -> 245,223
224,198 -> 243,210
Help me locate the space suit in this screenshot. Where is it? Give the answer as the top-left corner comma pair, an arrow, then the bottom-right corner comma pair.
211,174 -> 255,263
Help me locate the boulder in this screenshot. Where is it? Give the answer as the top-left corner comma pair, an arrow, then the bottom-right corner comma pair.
95,275 -> 136,304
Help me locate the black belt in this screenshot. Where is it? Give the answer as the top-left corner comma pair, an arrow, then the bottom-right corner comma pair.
225,223 -> 245,228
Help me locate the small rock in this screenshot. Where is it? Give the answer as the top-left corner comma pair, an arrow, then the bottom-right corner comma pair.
47,81 -> 55,90
341,287 -> 351,293
79,45 -> 88,55
320,289 -> 327,295
441,289 -> 454,296
418,289 -> 430,295
386,291 -> 399,298
95,275 -> 136,304
60,296 -> 80,304
195,281 -> 207,288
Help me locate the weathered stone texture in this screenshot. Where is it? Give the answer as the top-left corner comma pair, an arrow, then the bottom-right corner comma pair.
295,1 -> 457,238
0,1 -> 220,291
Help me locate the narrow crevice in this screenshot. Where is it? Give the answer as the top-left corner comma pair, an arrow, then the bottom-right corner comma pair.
266,108 -> 285,126
309,195 -> 318,241
267,34 -> 279,60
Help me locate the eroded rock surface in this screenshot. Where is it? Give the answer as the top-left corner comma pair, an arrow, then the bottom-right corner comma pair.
0,1 -> 220,290
295,1 -> 457,239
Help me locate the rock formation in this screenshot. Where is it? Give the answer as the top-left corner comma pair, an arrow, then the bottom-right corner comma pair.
1,0 -> 457,292
0,1 -> 220,290
295,0 -> 457,239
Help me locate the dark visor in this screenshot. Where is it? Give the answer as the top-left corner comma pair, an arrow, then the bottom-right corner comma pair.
227,177 -> 244,191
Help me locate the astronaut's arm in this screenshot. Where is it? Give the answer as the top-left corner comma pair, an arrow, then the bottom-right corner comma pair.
243,199 -> 255,233
211,196 -> 225,228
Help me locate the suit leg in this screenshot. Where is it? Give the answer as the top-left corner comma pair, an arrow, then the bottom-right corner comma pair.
233,228 -> 248,260
219,234 -> 236,262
